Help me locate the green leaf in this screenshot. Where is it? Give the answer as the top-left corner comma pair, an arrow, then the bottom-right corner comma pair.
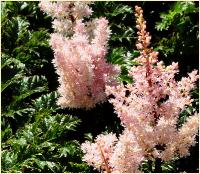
118,74 -> 133,84
33,91 -> 59,113
107,47 -> 126,64
1,73 -> 25,92
43,114 -> 81,140
107,3 -> 132,17
1,119 -> 13,142
1,150 -> 19,172
1,57 -> 26,92
68,162 -> 91,173
84,133 -> 93,142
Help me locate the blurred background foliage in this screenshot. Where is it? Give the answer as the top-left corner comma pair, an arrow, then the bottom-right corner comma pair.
1,1 -> 199,173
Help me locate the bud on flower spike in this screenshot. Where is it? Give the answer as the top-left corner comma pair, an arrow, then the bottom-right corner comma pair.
81,5 -> 199,172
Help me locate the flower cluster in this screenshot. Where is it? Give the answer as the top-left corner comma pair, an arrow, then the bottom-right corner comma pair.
39,1 -> 119,109
81,133 -> 117,172
81,6 -> 199,172
81,131 -> 143,173
39,1 -> 92,35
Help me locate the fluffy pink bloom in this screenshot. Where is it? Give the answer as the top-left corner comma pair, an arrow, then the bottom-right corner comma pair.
81,130 -> 144,173
40,2 -> 119,109
39,1 -> 92,20
39,1 -> 92,35
109,129 -> 144,173
176,113 -> 199,157
105,6 -> 199,164
81,133 -> 117,172
81,5 -> 199,173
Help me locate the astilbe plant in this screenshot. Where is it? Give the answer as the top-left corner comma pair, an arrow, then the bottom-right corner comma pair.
81,6 -> 199,173
39,1 -> 119,109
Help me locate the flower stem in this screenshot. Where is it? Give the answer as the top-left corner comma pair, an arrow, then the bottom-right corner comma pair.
98,144 -> 111,173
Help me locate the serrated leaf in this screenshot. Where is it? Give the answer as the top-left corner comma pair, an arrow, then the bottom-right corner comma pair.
44,114 -> 81,140
109,4 -> 132,17
1,73 -> 25,92
33,91 -> 59,112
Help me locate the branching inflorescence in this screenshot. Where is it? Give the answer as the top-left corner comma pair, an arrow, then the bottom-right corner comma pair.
81,6 -> 199,173
39,1 -> 119,109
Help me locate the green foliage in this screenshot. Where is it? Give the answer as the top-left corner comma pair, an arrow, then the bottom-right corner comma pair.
1,1 -> 51,73
3,74 -> 48,119
1,55 -> 26,92
2,86 -> 90,172
33,91 -> 59,113
1,108 -> 85,172
107,48 -> 140,83
1,1 -> 90,173
156,2 -> 198,31
154,1 -> 198,65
